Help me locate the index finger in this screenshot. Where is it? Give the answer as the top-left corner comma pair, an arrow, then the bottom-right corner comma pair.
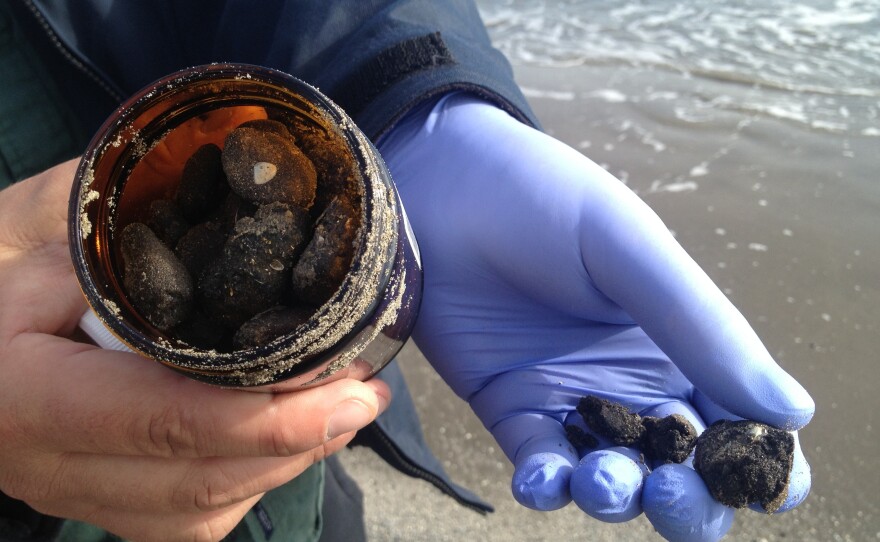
578,173 -> 814,430
6,332 -> 388,458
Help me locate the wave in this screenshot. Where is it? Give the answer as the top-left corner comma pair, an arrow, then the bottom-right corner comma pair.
478,0 -> 879,91
477,0 -> 880,135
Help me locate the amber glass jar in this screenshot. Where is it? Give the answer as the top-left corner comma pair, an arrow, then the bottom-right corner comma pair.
69,63 -> 422,390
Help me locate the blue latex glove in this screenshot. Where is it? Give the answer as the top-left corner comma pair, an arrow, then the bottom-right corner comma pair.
377,93 -> 814,541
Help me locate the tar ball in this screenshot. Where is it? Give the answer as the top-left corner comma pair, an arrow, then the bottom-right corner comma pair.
233,305 -> 314,350
291,197 -> 360,305
565,424 -> 599,451
172,310 -> 227,351
176,143 -> 228,222
272,112 -> 360,214
235,119 -> 293,139
693,419 -> 795,512
641,414 -> 698,464
576,395 -> 645,447
174,221 -> 228,278
120,222 -> 194,330
146,199 -> 189,247
198,202 -> 311,328
222,124 -> 317,209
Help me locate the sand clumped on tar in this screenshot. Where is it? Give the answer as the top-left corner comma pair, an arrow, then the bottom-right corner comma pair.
568,395 -> 794,511
119,116 -> 361,352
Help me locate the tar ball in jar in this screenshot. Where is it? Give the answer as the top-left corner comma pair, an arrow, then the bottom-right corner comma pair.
69,63 -> 422,391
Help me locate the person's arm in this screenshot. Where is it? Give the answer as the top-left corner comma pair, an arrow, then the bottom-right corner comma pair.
0,160 -> 390,542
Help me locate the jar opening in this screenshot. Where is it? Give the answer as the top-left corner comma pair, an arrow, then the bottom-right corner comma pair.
70,64 -> 400,386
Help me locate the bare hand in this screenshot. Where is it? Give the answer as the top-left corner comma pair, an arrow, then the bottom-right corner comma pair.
0,160 -> 390,541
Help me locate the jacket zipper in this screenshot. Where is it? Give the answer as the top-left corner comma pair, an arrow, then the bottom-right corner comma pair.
21,0 -> 125,103
363,423 -> 493,514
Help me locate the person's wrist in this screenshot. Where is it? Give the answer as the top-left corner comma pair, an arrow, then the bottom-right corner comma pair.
378,91 -> 522,190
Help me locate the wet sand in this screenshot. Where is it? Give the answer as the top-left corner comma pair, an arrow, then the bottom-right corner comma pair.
338,63 -> 879,540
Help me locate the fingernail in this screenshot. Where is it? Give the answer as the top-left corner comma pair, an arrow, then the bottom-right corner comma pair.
327,400 -> 374,440
365,379 -> 391,413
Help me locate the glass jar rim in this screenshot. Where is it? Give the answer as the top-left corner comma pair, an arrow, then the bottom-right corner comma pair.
68,63 -> 399,386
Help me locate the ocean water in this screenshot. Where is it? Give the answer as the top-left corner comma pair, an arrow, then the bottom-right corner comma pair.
477,0 -> 880,138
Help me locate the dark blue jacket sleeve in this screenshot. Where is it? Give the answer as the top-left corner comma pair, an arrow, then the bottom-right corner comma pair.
31,0 -> 539,140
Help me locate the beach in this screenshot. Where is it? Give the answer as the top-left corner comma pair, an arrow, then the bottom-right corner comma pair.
337,2 -> 879,540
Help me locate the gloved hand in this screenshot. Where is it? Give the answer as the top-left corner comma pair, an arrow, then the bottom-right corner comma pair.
378,93 -> 815,541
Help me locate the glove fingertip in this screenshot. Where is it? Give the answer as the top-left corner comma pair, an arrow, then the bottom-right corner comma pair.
750,435 -> 811,514
511,452 -> 574,511
571,449 -> 645,523
643,464 -> 734,542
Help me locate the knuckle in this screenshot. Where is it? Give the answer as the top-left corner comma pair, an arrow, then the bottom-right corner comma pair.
191,484 -> 228,513
258,404 -> 312,457
138,404 -> 197,458
265,424 -> 299,457
173,466 -> 242,513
